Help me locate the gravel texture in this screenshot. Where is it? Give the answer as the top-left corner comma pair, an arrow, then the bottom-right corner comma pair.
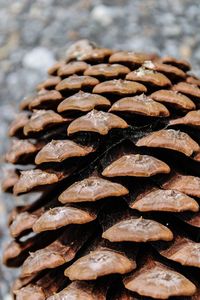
1,0 -> 200,298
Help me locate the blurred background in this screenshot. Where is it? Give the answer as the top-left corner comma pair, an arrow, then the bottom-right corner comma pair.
1,0 -> 200,298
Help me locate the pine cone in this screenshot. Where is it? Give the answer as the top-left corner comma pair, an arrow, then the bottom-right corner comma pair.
3,40 -> 200,299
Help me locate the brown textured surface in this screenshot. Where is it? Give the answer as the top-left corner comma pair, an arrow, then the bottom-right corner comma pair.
55,75 -> 99,91
6,139 -> 42,164
102,217 -> 173,242
160,237 -> 200,267
109,51 -> 155,66
136,129 -> 200,156
151,89 -> 196,110
16,285 -> 46,300
35,140 -> 94,164
9,211 -> 39,238
93,79 -> 147,95
126,67 -> 172,87
143,60 -> 186,79
162,174 -> 200,197
2,169 -> 19,193
13,168 -> 71,195
67,109 -> 128,135
37,77 -> 61,91
23,110 -> 70,136
21,225 -> 93,276
124,261 -> 196,299
159,56 -> 191,71
32,206 -> 96,233
3,41 -> 200,299
59,176 -> 128,203
8,112 -> 30,137
57,61 -> 88,77
102,154 -> 170,177
29,90 -> 63,110
57,91 -> 111,113
131,189 -> 199,212
109,94 -> 169,117
170,110 -> 200,127
46,281 -> 107,300
84,63 -> 130,78
64,248 -> 136,280
172,81 -> 200,98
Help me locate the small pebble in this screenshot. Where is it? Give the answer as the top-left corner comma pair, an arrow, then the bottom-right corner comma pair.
91,5 -> 114,26
23,47 -> 55,72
